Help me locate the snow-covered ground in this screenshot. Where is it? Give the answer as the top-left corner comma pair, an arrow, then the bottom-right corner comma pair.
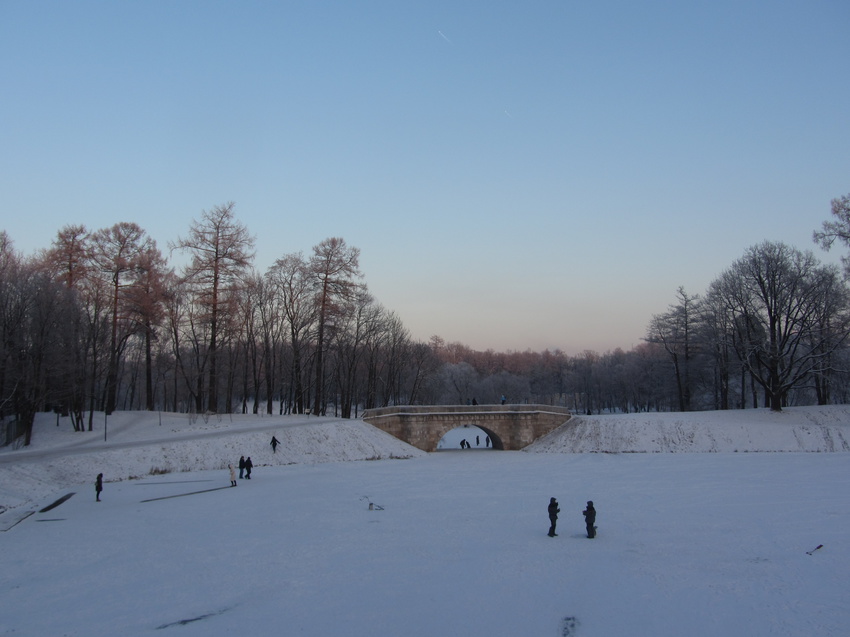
1,407 -> 849,636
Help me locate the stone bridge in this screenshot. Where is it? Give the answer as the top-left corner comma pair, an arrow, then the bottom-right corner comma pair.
361,404 -> 572,452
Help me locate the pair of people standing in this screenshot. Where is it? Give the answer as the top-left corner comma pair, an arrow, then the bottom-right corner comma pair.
547,498 -> 597,538
238,456 -> 253,480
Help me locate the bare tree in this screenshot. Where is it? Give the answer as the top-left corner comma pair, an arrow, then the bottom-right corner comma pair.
123,243 -> 171,410
43,225 -> 91,427
171,203 -> 255,412
646,287 -> 700,411
0,237 -> 68,444
712,242 -> 847,411
309,238 -> 362,415
267,252 -> 316,414
90,222 -> 157,414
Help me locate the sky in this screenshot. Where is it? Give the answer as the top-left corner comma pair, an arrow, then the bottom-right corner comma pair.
2,1 -> 849,354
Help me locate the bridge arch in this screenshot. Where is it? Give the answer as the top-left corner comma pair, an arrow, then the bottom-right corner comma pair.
362,405 -> 570,452
436,423 -> 505,450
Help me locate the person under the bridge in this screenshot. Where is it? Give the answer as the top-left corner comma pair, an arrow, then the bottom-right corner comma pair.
547,497 -> 560,537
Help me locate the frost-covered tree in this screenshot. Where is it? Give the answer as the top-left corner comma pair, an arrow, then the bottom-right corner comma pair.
813,193 -> 850,277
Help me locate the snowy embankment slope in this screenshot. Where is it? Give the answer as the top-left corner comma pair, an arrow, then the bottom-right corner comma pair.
528,405 -> 850,453
0,411 -> 425,515
1,405 -> 849,516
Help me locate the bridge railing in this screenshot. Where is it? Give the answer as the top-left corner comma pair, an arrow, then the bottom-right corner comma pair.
362,404 -> 571,419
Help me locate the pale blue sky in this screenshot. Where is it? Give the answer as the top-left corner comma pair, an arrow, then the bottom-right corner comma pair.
2,1 -> 848,353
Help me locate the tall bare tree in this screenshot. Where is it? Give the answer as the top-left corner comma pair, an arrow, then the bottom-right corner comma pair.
267,252 -> 316,414
90,222 -> 157,414
712,242 -> 847,411
123,242 -> 170,410
309,238 -> 361,415
171,203 -> 254,413
43,225 -> 91,427
646,287 -> 700,411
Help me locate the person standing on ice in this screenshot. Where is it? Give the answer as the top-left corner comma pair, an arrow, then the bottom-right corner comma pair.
245,457 -> 253,479
270,436 -> 280,453
583,501 -> 596,538
95,473 -> 103,502
229,464 -> 237,487
238,455 -> 246,479
547,497 -> 560,537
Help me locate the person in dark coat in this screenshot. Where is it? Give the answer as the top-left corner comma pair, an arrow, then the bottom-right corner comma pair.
270,436 -> 280,453
547,497 -> 560,537
245,457 -> 253,479
95,473 -> 103,502
238,455 -> 246,479
583,501 -> 596,538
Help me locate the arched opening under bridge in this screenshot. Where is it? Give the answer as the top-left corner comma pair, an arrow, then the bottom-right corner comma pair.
436,424 -> 503,450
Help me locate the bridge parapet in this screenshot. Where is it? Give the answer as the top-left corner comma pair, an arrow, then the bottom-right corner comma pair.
362,404 -> 571,451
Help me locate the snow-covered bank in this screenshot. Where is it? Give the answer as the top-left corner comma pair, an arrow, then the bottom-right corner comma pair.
2,406 -> 849,517
0,411 -> 424,515
529,405 -> 850,453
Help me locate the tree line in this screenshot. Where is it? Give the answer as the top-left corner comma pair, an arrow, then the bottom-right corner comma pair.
3,196 -> 850,445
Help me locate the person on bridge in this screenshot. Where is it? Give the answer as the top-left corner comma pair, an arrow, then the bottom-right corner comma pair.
548,497 -> 560,537
583,501 -> 596,538
95,473 -> 103,502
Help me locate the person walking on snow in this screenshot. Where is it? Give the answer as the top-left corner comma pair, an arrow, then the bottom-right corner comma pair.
95,473 -> 103,502
548,497 -> 560,537
583,501 -> 597,538
245,457 -> 253,479
229,464 -> 237,487
270,436 -> 280,453
239,456 -> 246,479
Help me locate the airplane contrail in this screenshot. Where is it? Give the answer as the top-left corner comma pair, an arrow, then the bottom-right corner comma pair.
438,30 -> 451,43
